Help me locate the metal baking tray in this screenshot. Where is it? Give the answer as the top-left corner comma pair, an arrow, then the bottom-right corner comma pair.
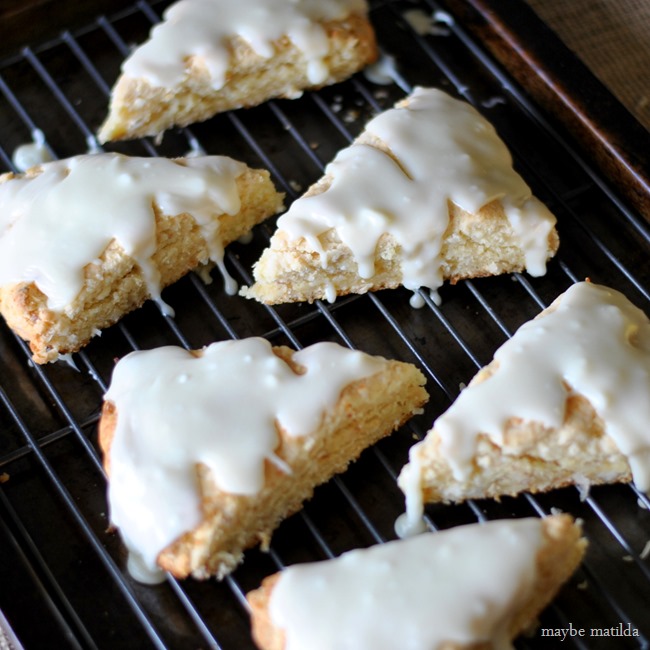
1,1 -> 649,648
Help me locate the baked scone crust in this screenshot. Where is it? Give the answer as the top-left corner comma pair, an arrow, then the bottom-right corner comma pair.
0,164 -> 284,364
243,106 -> 560,305
98,13 -> 378,142
244,200 -> 559,305
398,297 -> 633,505
99,345 -> 428,579
409,382 -> 632,505
247,515 -> 586,650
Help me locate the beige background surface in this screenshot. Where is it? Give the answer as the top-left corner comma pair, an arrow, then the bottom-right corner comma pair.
526,0 -> 650,131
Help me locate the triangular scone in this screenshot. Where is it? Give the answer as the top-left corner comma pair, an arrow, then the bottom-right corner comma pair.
98,0 -> 377,142
0,153 -> 284,363
99,338 -> 428,581
247,515 -> 586,650
242,87 -> 559,305
398,282 -> 650,527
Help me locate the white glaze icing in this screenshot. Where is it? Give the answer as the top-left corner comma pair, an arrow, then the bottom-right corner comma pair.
11,129 -> 53,172
393,510 -> 426,539
408,292 -> 426,309
0,153 -> 246,313
275,87 -> 556,298
401,282 -> 650,530
127,551 -> 166,585
402,9 -> 454,37
269,518 -> 545,650
237,231 -> 255,245
122,0 -> 368,88
363,53 -> 399,85
104,338 -> 385,579
402,9 -> 435,36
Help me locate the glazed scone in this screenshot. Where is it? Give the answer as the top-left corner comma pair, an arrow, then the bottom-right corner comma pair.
242,87 -> 559,305
98,0 -> 377,142
98,338 -> 428,582
0,153 -> 284,363
397,282 -> 650,531
247,515 -> 586,650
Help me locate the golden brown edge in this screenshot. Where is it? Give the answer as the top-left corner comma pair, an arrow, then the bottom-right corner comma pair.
0,162 -> 284,363
99,345 -> 428,579
98,12 -> 378,142
243,97 -> 560,305
404,293 -> 632,506
245,514 -> 587,650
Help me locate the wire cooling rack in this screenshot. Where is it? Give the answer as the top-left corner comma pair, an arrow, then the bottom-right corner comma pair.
0,1 -> 649,648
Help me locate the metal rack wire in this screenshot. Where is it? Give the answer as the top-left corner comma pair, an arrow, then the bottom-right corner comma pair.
1,1 -> 649,648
